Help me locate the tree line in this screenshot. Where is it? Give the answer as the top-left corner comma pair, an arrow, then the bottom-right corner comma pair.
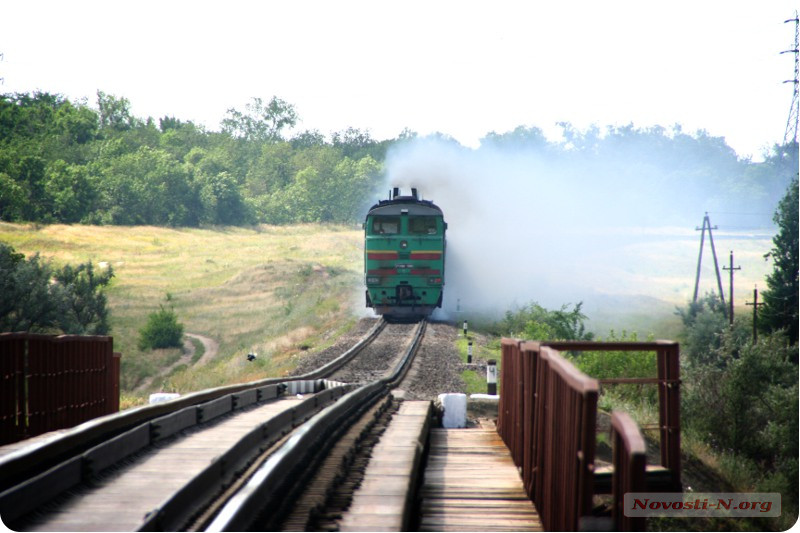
0,92 -> 388,226
0,90 -> 796,228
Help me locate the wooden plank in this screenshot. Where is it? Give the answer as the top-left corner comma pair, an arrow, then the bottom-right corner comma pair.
339,401 -> 431,532
419,427 -> 543,532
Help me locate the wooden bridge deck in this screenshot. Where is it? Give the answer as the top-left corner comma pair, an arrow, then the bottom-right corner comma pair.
419,426 -> 543,532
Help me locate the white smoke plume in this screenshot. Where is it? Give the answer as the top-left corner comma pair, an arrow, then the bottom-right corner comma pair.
366,129 -> 782,336
379,135 -> 771,325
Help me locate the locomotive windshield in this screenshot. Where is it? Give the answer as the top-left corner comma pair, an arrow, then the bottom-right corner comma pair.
372,216 -> 400,234
409,216 -> 438,235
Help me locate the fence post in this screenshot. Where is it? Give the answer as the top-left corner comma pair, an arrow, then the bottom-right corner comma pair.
661,343 -> 681,491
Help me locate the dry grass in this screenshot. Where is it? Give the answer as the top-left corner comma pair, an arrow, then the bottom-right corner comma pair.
0,222 -> 365,402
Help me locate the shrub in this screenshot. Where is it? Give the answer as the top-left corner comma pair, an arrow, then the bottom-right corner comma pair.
572,330 -> 656,379
491,301 -> 593,341
138,305 -> 184,350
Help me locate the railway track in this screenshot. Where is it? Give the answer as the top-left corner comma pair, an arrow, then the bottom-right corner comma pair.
0,318 -> 428,531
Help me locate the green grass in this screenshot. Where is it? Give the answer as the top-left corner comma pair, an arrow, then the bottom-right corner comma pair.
454,334 -> 502,395
0,222 -> 363,403
189,337 -> 205,364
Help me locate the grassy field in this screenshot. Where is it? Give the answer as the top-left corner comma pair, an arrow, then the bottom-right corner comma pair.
0,222 -> 774,405
0,222 -> 364,404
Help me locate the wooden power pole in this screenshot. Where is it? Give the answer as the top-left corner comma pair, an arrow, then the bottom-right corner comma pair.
746,286 -> 766,344
722,251 -> 741,325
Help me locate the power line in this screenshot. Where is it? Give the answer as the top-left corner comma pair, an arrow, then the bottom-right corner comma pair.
706,211 -> 772,216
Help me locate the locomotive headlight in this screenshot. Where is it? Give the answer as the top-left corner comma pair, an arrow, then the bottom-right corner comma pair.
400,240 -> 408,249
366,276 -> 380,285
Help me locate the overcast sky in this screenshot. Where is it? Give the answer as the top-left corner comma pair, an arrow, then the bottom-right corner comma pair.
1,1 -> 797,159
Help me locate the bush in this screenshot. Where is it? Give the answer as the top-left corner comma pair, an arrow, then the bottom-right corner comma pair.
491,301 -> 594,341
573,330 -> 655,379
138,305 -> 184,350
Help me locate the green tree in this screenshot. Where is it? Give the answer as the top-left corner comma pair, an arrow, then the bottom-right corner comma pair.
221,96 -> 298,142
94,146 -> 195,226
679,296 -> 799,524
760,177 -> 799,342
96,90 -> 137,132
54,262 -> 114,334
0,172 -> 25,220
0,244 -> 113,334
197,171 -> 250,225
17,155 -> 48,221
54,101 -> 98,145
676,293 -> 729,367
0,250 -> 62,332
44,160 -> 95,222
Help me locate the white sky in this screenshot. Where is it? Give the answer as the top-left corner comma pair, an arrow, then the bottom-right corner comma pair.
1,1 -> 797,160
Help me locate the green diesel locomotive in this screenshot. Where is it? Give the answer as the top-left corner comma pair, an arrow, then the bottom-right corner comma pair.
364,188 -> 447,319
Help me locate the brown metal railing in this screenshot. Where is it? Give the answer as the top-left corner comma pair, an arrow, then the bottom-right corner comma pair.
498,339 -> 681,530
498,340 -> 599,531
611,411 -> 647,531
540,340 -> 681,492
0,333 -> 120,444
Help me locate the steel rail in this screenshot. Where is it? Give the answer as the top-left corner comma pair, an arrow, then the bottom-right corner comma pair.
0,380 -> 351,528
0,318 -> 385,492
0,320 -> 387,523
205,319 -> 427,532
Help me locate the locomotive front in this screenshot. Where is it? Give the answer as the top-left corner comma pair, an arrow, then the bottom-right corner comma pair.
364,188 -> 446,319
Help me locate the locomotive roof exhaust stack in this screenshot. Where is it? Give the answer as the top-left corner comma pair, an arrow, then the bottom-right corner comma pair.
392,187 -> 399,199
411,188 -> 418,199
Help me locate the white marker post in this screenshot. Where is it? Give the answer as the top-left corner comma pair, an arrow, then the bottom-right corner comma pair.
462,320 -> 468,337
467,340 -> 473,364
487,359 -> 497,395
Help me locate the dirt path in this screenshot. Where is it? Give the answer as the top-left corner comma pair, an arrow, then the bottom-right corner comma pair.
133,333 -> 219,393
185,333 -> 219,366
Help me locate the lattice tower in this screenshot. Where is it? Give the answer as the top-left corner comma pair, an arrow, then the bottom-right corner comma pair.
783,12 -> 800,145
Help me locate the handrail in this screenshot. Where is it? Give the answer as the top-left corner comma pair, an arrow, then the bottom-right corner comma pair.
498,340 -> 599,531
497,337 -> 682,531
611,411 -> 647,532
539,339 -> 681,491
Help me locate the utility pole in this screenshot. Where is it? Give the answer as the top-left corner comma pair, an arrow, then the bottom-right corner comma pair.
722,251 -> 741,325
693,213 -> 727,317
746,286 -> 765,344
783,11 -> 800,145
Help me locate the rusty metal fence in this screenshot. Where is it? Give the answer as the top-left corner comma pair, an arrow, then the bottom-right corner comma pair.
498,339 -> 681,531
540,340 -> 681,492
611,411 -> 647,532
498,340 -> 599,531
0,333 -> 120,445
